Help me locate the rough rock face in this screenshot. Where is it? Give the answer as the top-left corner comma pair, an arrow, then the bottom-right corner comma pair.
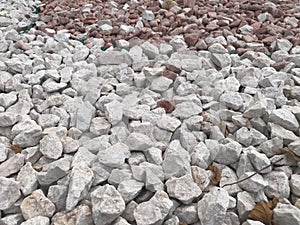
0,0 -> 300,224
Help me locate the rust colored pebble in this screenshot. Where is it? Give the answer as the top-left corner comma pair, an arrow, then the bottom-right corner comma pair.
156,100 -> 175,113
162,70 -> 177,81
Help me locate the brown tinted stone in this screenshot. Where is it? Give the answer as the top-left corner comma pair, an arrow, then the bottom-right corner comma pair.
156,100 -> 175,113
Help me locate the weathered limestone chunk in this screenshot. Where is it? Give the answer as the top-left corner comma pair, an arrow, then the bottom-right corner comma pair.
20,189 -> 56,220
0,153 -> 24,177
124,132 -> 153,151
75,101 -> 96,132
17,162 -> 38,196
264,171 -> 290,199
273,203 -> 300,225
20,216 -> 50,225
197,187 -> 229,225
66,166 -> 94,211
134,191 -> 173,225
290,174 -> 300,197
39,133 -> 63,160
162,140 -> 191,179
12,120 -> 43,148
51,204 -> 94,225
117,179 -> 144,203
166,174 -> 202,204
37,156 -> 72,186
0,177 -> 21,210
97,143 -> 131,167
91,184 -> 126,225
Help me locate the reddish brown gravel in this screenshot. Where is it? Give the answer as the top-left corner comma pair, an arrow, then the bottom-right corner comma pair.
36,0 -> 300,52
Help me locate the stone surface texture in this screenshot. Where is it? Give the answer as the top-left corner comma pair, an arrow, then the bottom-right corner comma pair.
0,0 -> 300,224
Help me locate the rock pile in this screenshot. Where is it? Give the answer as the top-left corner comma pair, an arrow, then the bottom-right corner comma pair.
35,0 -> 300,53
0,0 -> 300,225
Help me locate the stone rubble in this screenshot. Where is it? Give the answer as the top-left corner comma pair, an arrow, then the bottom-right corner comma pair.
0,0 -> 300,224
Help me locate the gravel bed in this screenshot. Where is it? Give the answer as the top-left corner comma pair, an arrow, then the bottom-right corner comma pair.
0,0 -> 300,225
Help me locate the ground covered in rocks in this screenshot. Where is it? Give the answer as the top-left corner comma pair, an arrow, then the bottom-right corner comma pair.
0,0 -> 300,225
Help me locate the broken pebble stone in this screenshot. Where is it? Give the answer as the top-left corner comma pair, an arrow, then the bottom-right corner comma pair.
269,108 -> 299,131
172,101 -> 202,119
290,174 -> 300,196
20,216 -> 50,225
0,177 -> 21,210
117,179 -> 144,203
0,153 -> 25,177
197,187 -> 229,225
39,133 -> 63,160
97,143 -> 130,167
166,174 -> 202,204
156,114 -> 181,132
91,184 -> 125,225
264,171 -> 290,199
134,191 -> 173,225
124,132 -> 153,151
20,189 -> 56,220
156,99 -> 175,113
12,120 -> 43,148
273,203 -> 300,225
17,162 -> 38,196
66,165 -> 94,211
104,100 -> 123,126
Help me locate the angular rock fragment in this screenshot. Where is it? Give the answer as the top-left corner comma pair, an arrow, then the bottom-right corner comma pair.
66,166 -> 94,211
37,156 -> 72,186
51,204 -> 93,225
273,203 -> 300,225
238,172 -> 267,193
104,100 -> 123,126
0,153 -> 24,177
91,184 -> 126,225
20,216 -> 50,225
0,177 -> 21,210
21,189 -> 56,220
290,174 -> 300,197
47,185 -> 68,211
162,140 -> 191,179
75,101 -> 96,132
17,162 -> 38,196
117,179 -> 144,203
264,171 -> 290,199
39,133 -> 63,160
97,143 -> 130,167
12,120 -> 43,148
156,115 -> 181,132
237,191 -> 256,222
124,132 -> 153,151
269,108 -> 299,131
198,187 -> 229,225
134,191 -> 173,225
166,174 -> 202,204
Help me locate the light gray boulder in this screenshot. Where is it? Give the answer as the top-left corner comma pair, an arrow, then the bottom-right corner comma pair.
134,191 -> 173,225
20,189 -> 55,220
273,203 -> 300,225
17,162 -> 38,196
0,177 -> 21,210
39,133 -> 63,160
197,187 -> 229,225
66,166 -> 94,211
117,179 -> 144,203
97,143 -> 130,168
0,153 -> 24,177
166,174 -> 202,204
269,108 -> 299,131
20,216 -> 49,225
91,184 -> 126,225
264,171 -> 290,199
237,191 -> 256,222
